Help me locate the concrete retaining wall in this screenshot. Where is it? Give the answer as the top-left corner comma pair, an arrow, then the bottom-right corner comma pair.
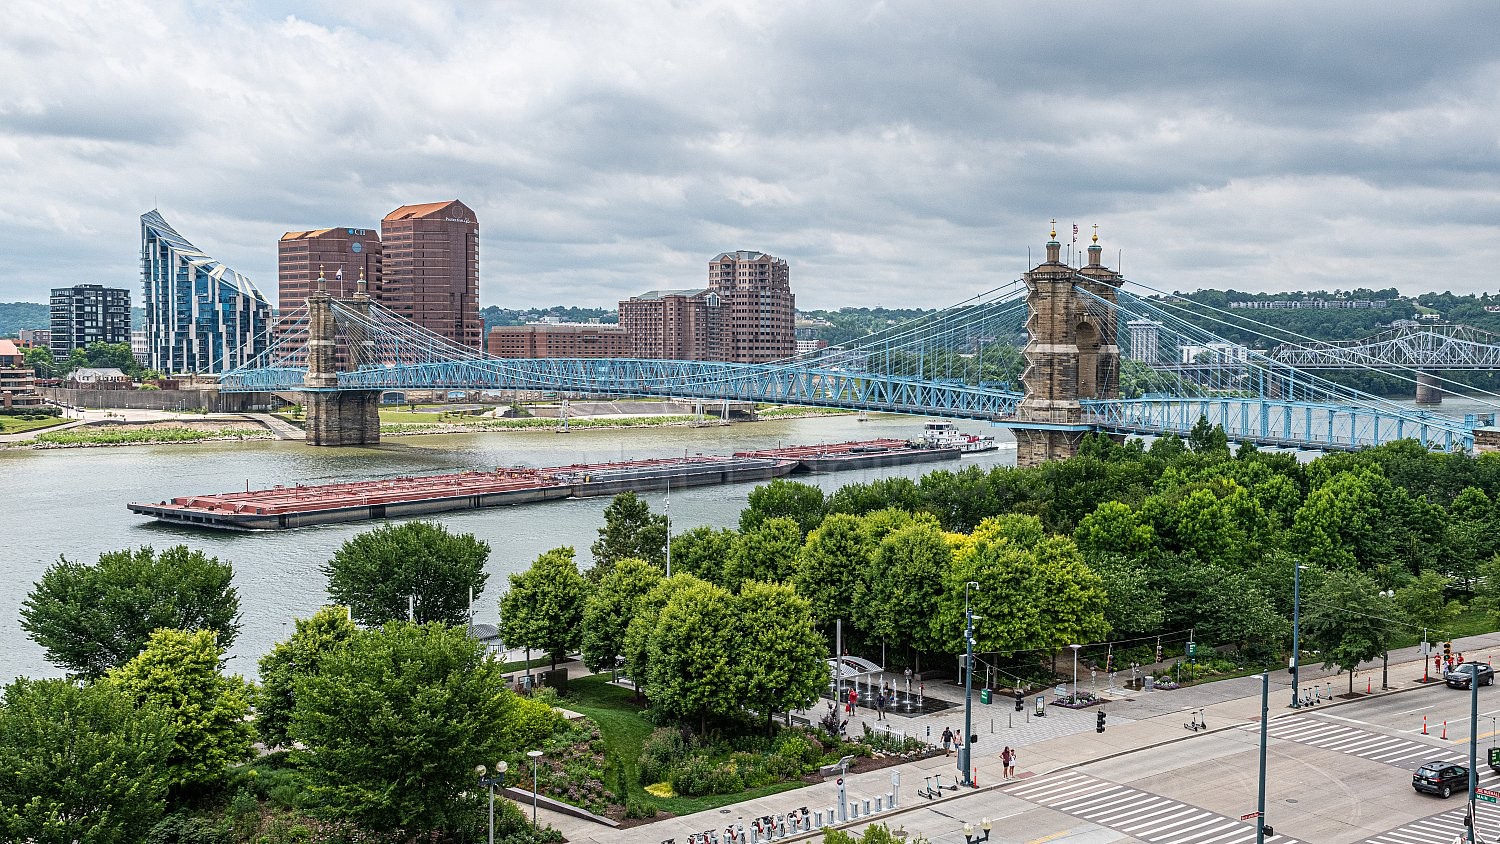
42,387 -> 280,413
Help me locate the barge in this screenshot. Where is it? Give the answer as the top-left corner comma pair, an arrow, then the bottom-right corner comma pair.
127,455 -> 795,531
734,439 -> 961,472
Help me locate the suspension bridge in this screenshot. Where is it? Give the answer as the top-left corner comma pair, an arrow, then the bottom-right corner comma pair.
219,236 -> 1500,462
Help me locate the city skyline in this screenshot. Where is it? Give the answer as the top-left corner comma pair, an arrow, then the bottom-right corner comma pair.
1,3 -> 1497,310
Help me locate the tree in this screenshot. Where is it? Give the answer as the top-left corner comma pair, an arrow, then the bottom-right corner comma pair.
668,525 -> 737,585
322,521 -> 490,626
254,607 -> 358,749
1073,502 -> 1154,560
1301,569 -> 1400,695
859,522 -> 951,659
1187,416 -> 1230,456
739,479 -> 827,536
290,622 -> 530,834
21,545 -> 241,680
724,516 -> 804,591
826,476 -> 922,516
0,677 -> 174,844
1394,570 -> 1459,639
498,546 -> 589,668
107,628 -> 254,796
622,573 -> 706,698
580,557 -> 663,673
735,581 -> 829,735
22,345 -> 53,377
1089,554 -> 1165,639
590,492 -> 667,576
645,579 -> 740,732
795,513 -> 874,626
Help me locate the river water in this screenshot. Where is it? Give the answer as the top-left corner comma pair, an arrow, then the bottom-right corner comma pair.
0,415 -> 1017,684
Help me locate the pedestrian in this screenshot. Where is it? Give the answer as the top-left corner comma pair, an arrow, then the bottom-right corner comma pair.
1459,652 -> 1466,666
942,727 -> 954,756
849,687 -> 859,715
876,690 -> 886,720
1001,746 -> 1015,779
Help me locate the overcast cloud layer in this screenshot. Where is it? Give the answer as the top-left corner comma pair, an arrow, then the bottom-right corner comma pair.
1,1 -> 1497,310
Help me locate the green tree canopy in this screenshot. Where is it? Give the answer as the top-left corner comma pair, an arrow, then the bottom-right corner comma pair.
623,573 -> 707,698
644,579 -> 740,732
0,677 -> 175,844
498,546 -> 589,668
580,557 -> 663,673
21,545 -> 241,680
1394,570 -> 1459,638
735,581 -> 831,735
1302,568 -> 1400,694
859,521 -> 951,658
322,521 -> 490,626
22,345 -> 53,377
739,479 -> 827,536
795,512 -> 874,626
107,628 -> 254,796
825,476 -> 921,516
289,622 -> 530,835
254,606 -> 359,749
668,525 -> 737,585
724,516 -> 804,591
590,491 -> 667,577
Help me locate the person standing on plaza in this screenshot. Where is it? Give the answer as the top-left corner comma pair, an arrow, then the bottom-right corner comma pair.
848,686 -> 858,714
876,689 -> 886,720
1001,746 -> 1016,779
942,726 -> 954,756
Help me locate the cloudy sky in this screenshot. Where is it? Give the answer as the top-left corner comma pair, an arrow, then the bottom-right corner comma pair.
1,1 -> 1497,310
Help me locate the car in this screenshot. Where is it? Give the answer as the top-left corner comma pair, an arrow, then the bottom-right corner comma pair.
1444,663 -> 1495,688
1413,761 -> 1469,797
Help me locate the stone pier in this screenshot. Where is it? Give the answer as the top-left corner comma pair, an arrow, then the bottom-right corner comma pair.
301,271 -> 381,446
1012,224 -> 1122,467
1415,371 -> 1443,405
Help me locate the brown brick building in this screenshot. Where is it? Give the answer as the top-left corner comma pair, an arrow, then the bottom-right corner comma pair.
617,251 -> 794,362
277,227 -> 383,339
381,200 -> 481,349
707,251 -> 795,363
487,323 -> 632,358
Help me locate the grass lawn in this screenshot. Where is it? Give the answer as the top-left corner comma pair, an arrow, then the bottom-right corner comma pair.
564,675 -> 810,816
378,409 -> 474,425
0,416 -> 71,435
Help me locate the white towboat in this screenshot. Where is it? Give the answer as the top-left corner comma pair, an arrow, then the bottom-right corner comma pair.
918,420 -> 1000,453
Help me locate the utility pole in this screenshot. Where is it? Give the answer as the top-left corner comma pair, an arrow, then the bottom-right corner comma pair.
961,582 -> 979,786
664,478 -> 671,577
1290,563 -> 1303,707
1256,671 -> 1269,843
1470,665 -> 1479,843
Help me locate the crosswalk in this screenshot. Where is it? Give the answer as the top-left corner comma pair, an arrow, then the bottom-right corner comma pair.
1006,771 -> 1303,844
1360,807 -> 1471,844
1260,715 -> 1464,770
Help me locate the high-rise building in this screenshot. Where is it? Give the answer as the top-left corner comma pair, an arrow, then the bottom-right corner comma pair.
278,226 -> 383,316
140,210 -> 271,374
1126,320 -> 1162,363
487,323 -> 632,358
381,200 -> 480,349
49,284 -> 131,358
0,339 -> 41,409
17,329 -> 51,349
618,289 -> 719,360
706,251 -> 794,363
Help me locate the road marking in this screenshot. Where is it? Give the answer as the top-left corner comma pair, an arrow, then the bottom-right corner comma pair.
1398,705 -> 1436,714
1319,712 -> 1380,727
1023,832 -> 1070,844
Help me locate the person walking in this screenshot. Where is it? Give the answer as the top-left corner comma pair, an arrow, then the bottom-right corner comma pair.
876,689 -> 886,720
1001,746 -> 1016,779
942,727 -> 954,756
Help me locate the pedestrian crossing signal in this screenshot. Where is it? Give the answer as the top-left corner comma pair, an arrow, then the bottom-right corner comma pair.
1014,690 -> 1024,712
1445,641 -> 1453,663
1096,711 -> 1106,733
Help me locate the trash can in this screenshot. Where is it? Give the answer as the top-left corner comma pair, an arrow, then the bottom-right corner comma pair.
980,688 -> 992,705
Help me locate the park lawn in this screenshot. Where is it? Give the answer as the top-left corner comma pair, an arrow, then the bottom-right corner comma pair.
564,675 -> 810,816
0,416 -> 71,435
378,409 -> 471,424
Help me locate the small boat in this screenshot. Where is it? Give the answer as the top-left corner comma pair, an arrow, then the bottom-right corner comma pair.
919,420 -> 999,453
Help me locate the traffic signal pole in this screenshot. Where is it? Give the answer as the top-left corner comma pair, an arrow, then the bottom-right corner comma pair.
1256,671 -> 1269,844
1470,669 -> 1479,843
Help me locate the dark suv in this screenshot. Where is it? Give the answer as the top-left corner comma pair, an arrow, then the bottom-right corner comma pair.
1445,663 -> 1495,689
1413,762 -> 1469,797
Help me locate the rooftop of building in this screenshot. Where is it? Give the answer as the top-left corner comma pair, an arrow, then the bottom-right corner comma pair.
627,288 -> 709,301
69,367 -> 130,380
490,322 -> 627,332
0,339 -> 19,357
280,227 -> 382,241
383,200 -> 473,222
712,250 -> 780,263
141,210 -> 267,304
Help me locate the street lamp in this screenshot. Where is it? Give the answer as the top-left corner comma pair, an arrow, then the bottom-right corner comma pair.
961,581 -> 980,786
1069,644 -> 1082,700
527,750 -> 544,826
475,761 -> 508,844
1378,589 -> 1395,690
1290,563 -> 1306,708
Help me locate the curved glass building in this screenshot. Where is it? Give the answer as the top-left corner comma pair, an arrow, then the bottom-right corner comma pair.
141,210 -> 271,374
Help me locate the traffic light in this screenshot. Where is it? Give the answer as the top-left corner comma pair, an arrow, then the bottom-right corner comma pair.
1097,711 -> 1107,733
1014,689 -> 1024,712
1445,641 -> 1453,663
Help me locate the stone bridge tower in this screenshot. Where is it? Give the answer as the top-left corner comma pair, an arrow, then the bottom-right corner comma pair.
303,269 -> 382,446
1013,224 -> 1123,466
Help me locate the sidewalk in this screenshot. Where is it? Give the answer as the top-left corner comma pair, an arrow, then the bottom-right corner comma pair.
545,630 -> 1500,844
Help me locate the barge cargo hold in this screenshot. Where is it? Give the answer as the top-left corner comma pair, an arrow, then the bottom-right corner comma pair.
733,439 -> 961,472
127,455 -> 796,531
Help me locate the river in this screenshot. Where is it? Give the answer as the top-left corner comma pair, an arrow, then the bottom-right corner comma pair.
0,414 -> 1016,684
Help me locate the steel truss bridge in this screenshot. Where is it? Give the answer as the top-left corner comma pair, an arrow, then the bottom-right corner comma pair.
1271,324 -> 1500,370
221,277 -> 1494,454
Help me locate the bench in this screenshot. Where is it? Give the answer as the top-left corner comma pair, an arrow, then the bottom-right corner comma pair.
818,754 -> 855,778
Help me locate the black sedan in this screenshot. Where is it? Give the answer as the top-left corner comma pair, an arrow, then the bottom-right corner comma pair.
1445,663 -> 1495,689
1413,762 -> 1469,797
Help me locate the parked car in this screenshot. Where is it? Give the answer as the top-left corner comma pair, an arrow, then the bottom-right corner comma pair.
1413,761 -> 1469,797
1444,663 -> 1495,689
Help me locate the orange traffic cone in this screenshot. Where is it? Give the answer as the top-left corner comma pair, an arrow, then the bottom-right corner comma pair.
1443,721 -> 1448,740
1423,716 -> 1428,735
1367,678 -> 1372,694
973,766 -> 979,788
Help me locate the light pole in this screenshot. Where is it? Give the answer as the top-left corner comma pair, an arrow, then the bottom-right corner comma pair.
475,761 -> 508,844
1069,644 -> 1082,700
960,581 -> 980,786
1378,589 -> 1394,690
1255,671 -> 1269,843
1290,563 -> 1306,708
1470,662 -> 1479,843
527,750 -> 544,826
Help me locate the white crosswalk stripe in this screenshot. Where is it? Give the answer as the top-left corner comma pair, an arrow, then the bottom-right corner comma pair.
1006,771 -> 1304,844
1360,808 -> 1467,844
1258,716 -> 1468,770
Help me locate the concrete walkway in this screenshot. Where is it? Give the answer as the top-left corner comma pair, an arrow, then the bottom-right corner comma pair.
516,630 -> 1500,843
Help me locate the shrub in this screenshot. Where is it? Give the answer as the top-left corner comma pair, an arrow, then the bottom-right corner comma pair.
638,727 -> 690,785
143,813 -> 231,844
625,797 -> 659,819
501,693 -> 565,750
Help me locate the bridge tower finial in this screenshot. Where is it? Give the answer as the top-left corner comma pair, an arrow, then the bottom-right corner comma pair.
356,269 -> 368,297
317,265 -> 327,294
1046,220 -> 1061,263
1087,223 -> 1103,267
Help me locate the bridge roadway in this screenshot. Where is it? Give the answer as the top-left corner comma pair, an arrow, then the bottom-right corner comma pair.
219,357 -> 1479,453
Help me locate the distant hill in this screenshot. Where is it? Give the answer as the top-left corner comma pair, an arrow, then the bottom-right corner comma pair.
0,302 -> 48,337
